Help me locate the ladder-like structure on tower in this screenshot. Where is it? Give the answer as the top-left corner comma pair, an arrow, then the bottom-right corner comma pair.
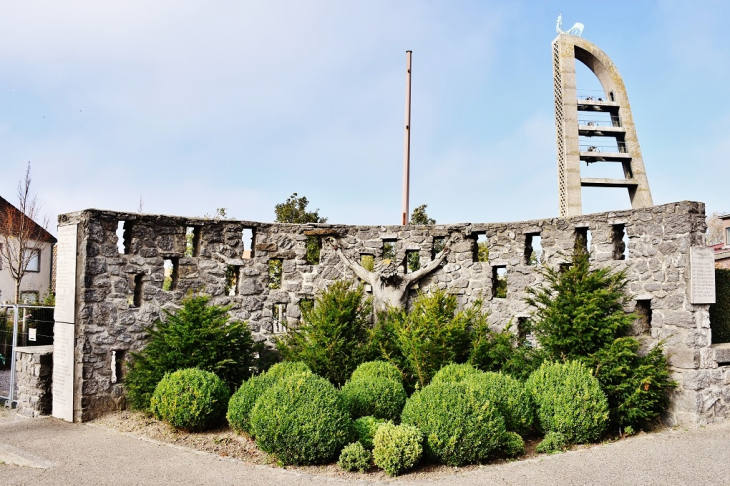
552,33 -> 653,217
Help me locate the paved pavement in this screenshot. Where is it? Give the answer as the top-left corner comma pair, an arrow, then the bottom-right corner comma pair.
1,409 -> 730,485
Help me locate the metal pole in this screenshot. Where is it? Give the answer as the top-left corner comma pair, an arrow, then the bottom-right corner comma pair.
401,50 -> 412,225
8,305 -> 18,406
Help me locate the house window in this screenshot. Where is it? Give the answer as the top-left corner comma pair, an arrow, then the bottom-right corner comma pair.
726,227 -> 730,247
25,249 -> 40,272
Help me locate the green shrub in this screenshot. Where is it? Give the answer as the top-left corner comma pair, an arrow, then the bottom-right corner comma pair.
464,372 -> 534,436
372,422 -> 423,476
338,442 -> 371,473
526,361 -> 608,444
711,268 -> 730,344
502,431 -> 525,457
401,382 -> 506,466
341,376 -> 406,421
250,373 -> 353,465
150,368 -> 230,432
585,337 -> 676,430
125,295 -> 258,410
350,361 -> 403,384
353,416 -> 388,450
536,431 -> 568,453
276,281 -> 373,386
227,361 -> 312,435
430,363 -> 480,385
525,252 -> 634,361
374,290 -> 487,389
468,320 -> 546,381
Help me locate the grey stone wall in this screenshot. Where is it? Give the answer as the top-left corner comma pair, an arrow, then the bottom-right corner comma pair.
15,345 -> 53,418
56,201 -> 728,425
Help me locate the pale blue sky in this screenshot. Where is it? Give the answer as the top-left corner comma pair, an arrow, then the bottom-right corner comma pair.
0,1 -> 728,233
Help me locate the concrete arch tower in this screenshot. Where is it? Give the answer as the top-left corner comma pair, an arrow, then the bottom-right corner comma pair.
552,33 -> 653,217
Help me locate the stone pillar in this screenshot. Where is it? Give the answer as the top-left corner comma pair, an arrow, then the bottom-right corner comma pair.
14,345 -> 53,418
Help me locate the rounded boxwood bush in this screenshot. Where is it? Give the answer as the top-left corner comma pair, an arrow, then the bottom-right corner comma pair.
341,376 -> 407,421
464,372 -> 534,436
536,431 -> 568,454
502,431 -> 525,457
372,422 -> 422,476
401,382 -> 506,466
350,361 -> 403,384
338,442 -> 371,472
150,368 -> 230,432
430,363 -> 480,385
250,373 -> 353,465
265,361 -> 312,381
526,361 -> 609,444
227,362 -> 311,434
353,416 -> 388,450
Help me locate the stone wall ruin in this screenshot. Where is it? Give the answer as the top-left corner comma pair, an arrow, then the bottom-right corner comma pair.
53,201 -> 728,426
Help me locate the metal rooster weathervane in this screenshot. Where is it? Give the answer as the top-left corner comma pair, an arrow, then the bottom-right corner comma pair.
556,13 -> 584,37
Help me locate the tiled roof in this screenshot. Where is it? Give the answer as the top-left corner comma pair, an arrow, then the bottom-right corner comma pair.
0,195 -> 56,243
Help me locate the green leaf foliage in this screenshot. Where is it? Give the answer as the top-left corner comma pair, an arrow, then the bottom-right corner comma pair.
150,368 -> 230,432
338,442 -> 372,473
341,376 -> 407,421
227,362 -> 312,435
125,294 -> 258,411
502,431 -> 525,457
430,363 -> 480,385
711,268 -> 730,344
274,192 -> 328,224
401,382 -> 506,466
468,319 -> 546,381
535,431 -> 568,454
372,422 -> 423,476
526,252 -> 634,360
525,361 -> 608,444
250,373 -> 353,465
464,372 -> 534,436
350,361 -> 403,384
276,281 -> 373,386
409,204 -> 436,225
584,337 -> 676,429
375,290 -> 484,389
353,416 -> 388,450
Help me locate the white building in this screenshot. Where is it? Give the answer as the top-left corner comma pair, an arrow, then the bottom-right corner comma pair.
0,196 -> 56,304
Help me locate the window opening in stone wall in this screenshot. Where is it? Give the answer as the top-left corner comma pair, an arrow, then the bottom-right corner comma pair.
185,226 -> 201,257
268,259 -> 283,289
492,266 -> 507,298
406,250 -> 421,273
382,240 -> 396,262
298,299 -> 314,324
116,221 -> 125,253
472,233 -> 489,263
120,221 -> 133,254
574,227 -> 590,257
524,233 -> 542,266
273,303 -> 287,334
612,224 -> 628,260
225,265 -> 240,296
162,258 -> 179,291
133,274 -> 144,307
432,237 -> 446,258
360,254 -> 375,272
517,317 -> 529,341
305,236 -> 322,265
634,300 -> 652,335
111,350 -> 127,384
242,228 -> 255,259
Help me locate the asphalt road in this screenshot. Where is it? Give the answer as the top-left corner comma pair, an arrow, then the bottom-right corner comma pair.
1,409 -> 730,485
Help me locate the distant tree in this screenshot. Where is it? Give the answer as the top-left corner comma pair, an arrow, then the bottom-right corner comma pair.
275,193 -> 328,224
0,163 -> 51,303
409,204 -> 435,225
707,211 -> 728,246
